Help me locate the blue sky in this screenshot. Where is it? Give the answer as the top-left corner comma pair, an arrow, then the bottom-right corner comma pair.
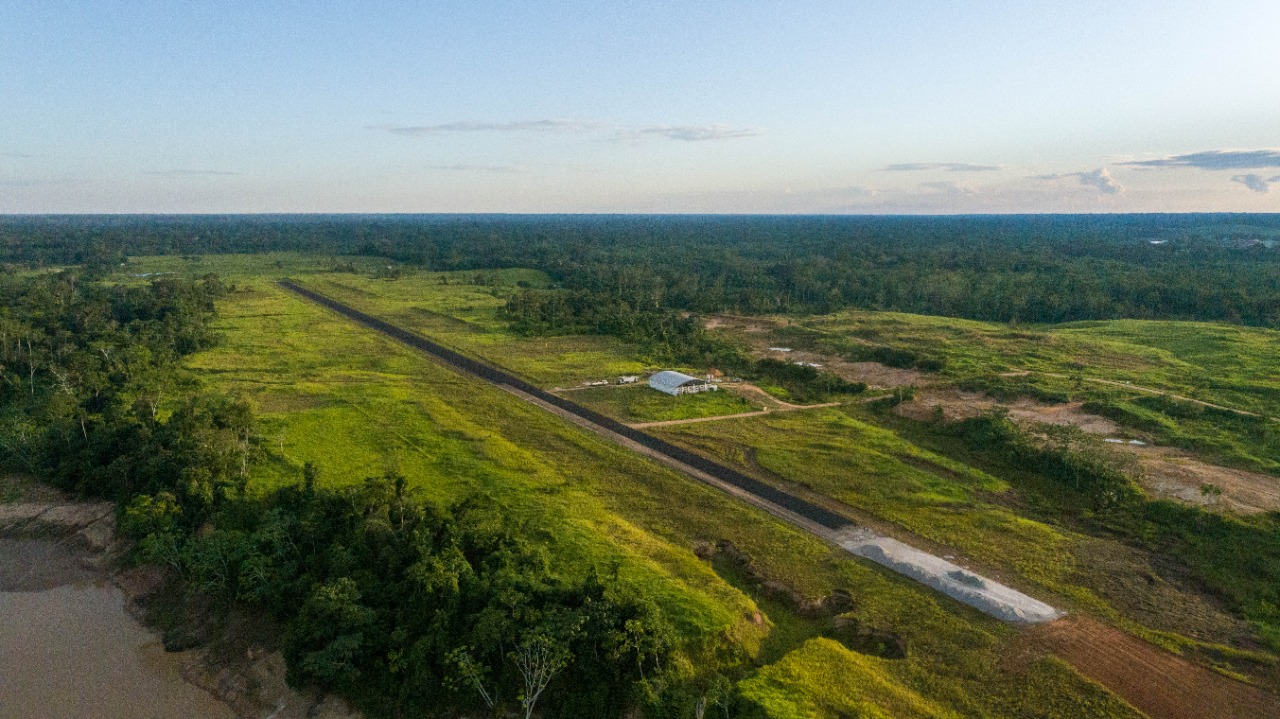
2,1 -> 1278,213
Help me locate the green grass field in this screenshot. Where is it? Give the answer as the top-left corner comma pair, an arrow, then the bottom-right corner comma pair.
569,384 -> 761,423
119,254 -> 1157,718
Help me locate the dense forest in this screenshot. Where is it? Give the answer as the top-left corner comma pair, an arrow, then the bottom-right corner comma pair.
4,214 -> 1280,326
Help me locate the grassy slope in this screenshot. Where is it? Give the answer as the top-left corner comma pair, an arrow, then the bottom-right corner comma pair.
802,310 -> 1280,416
121,254 -> 1142,719
314,269 -> 651,387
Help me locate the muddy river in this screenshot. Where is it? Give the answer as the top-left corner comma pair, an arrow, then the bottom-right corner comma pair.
0,539 -> 235,719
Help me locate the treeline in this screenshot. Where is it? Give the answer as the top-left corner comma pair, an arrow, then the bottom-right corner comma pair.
5,214 -> 1280,326
505,289 -> 865,402
128,474 -> 692,718
504,288 -> 735,367
0,270 -> 248,512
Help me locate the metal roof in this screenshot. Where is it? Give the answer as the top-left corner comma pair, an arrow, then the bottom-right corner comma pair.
648,370 -> 703,392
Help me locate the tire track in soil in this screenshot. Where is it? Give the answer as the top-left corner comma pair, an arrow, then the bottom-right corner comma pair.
1026,617 -> 1280,719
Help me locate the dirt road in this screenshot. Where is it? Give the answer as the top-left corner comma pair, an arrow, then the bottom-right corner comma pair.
1025,616 -> 1280,719
1027,371 -> 1278,422
630,403 -> 838,429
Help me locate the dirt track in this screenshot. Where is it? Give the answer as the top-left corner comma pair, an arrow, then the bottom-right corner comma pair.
1026,617 -> 1280,719
1031,372 -> 1279,422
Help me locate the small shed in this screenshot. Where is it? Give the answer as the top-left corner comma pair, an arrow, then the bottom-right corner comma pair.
649,370 -> 717,396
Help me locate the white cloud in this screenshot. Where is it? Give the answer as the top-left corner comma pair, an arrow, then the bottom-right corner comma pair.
1078,168 -> 1123,194
881,162 -> 1002,172
377,119 -> 605,136
921,180 -> 978,195
427,163 -> 526,173
1123,149 -> 1280,170
630,124 -> 765,142
142,169 -> 241,177
377,119 -> 764,143
1232,174 -> 1280,193
1032,168 -> 1123,195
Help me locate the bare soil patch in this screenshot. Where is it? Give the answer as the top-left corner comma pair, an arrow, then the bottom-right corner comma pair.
896,391 -> 1280,514
782,350 -> 925,389
702,313 -> 928,389
897,390 -> 1121,435
1120,446 -> 1280,515
1022,616 -> 1280,719
702,313 -> 785,333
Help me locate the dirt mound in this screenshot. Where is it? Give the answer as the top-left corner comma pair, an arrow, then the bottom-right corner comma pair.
1026,616 -> 1280,719
180,649 -> 360,719
702,313 -> 784,333
841,361 -> 924,389
696,539 -> 907,659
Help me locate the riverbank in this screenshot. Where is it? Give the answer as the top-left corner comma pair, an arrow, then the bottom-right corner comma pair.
0,475 -> 360,719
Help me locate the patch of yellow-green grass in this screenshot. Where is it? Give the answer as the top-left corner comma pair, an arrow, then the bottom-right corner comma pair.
121,251 -> 352,280
741,640 -> 1143,719
748,307 -> 1279,476
740,638 -> 962,719
1053,319 -> 1280,414
570,384 -> 761,423
304,272 -> 651,387
985,656 -> 1145,719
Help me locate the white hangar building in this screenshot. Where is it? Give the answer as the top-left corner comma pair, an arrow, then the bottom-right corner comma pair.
648,370 -> 717,396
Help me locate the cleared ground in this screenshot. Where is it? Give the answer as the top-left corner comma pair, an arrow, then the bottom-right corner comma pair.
1019,617 -> 1280,719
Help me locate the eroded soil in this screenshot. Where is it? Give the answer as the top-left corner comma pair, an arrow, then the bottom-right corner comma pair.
1017,616 -> 1280,719
897,391 -> 1280,514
